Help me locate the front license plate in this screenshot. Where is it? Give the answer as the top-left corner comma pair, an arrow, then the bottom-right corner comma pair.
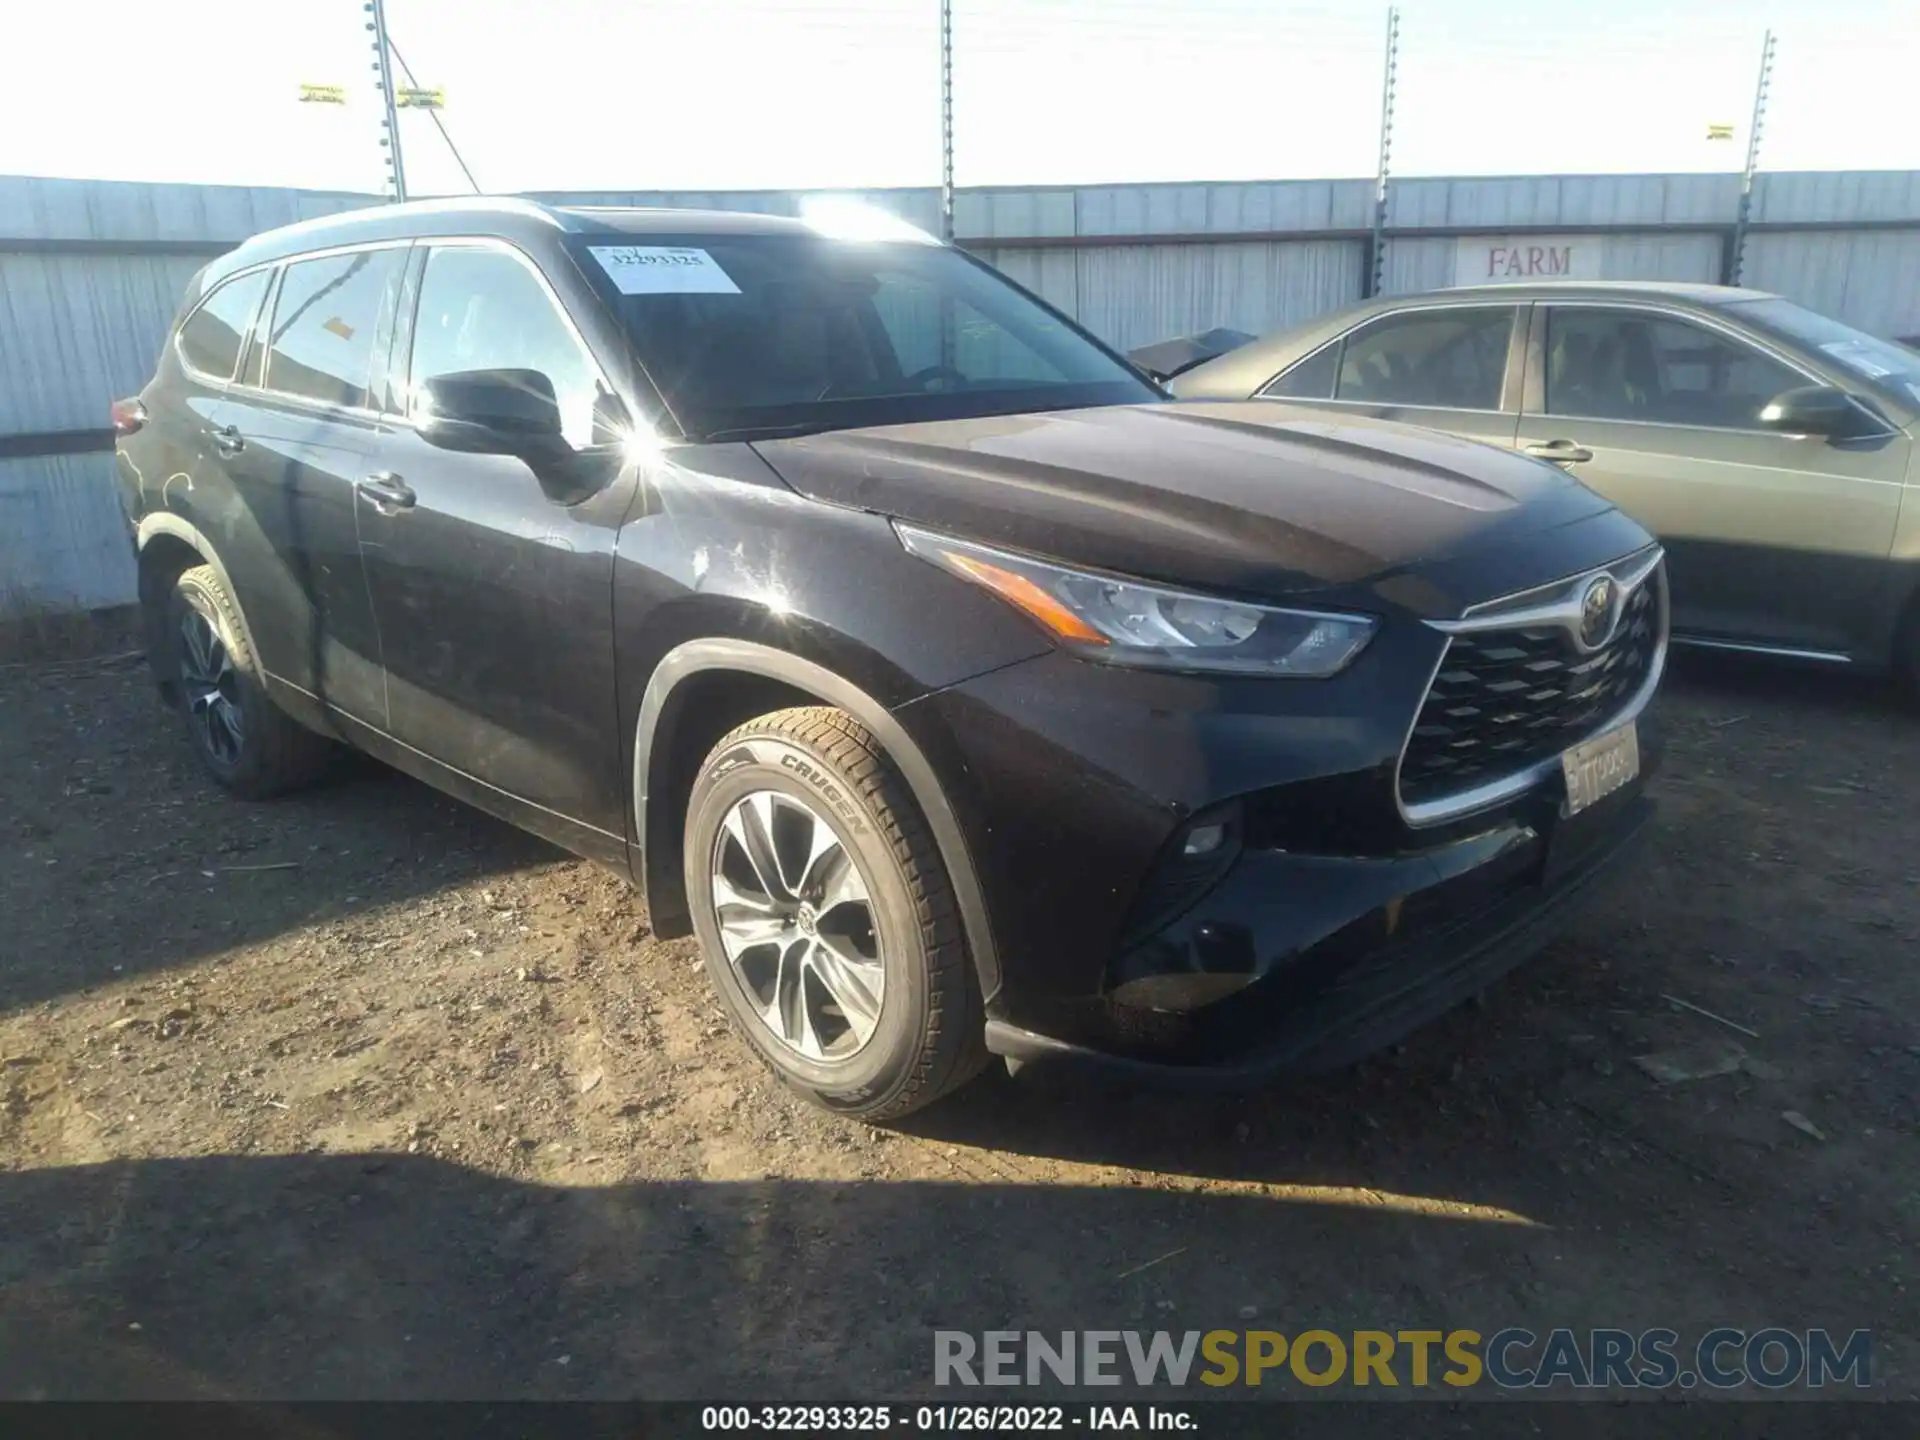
1561,721 -> 1640,816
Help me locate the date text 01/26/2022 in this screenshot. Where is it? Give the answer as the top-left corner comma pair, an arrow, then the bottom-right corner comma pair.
700,1405 -> 1195,1431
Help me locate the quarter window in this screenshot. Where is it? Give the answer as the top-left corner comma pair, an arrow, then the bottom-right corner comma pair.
1261,344 -> 1339,400
1544,308 -> 1804,429
409,246 -> 608,449
262,249 -> 406,409
176,270 -> 271,382
1335,307 -> 1515,410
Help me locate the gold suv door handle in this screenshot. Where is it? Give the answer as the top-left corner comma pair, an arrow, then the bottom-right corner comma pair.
1524,439 -> 1594,464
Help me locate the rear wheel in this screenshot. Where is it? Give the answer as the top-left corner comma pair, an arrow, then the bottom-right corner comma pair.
165,565 -> 331,798
683,706 -> 987,1120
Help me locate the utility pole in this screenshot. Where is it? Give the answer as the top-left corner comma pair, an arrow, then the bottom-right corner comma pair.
939,0 -> 955,243
1728,29 -> 1776,286
366,0 -> 408,201
1367,6 -> 1400,298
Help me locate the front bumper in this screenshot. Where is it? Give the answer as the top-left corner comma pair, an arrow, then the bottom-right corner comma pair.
891,570 -> 1664,1085
981,786 -> 1653,1086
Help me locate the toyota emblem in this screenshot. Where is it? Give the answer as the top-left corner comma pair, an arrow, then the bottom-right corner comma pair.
1578,575 -> 1620,650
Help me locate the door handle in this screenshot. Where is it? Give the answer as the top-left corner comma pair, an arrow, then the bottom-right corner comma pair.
208,424 -> 246,458
1524,439 -> 1594,464
357,472 -> 416,514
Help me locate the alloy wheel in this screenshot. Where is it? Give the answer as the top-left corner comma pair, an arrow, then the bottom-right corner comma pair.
709,790 -> 885,1062
178,608 -> 244,766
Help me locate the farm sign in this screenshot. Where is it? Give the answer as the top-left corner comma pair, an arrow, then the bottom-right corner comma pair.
1454,236 -> 1604,286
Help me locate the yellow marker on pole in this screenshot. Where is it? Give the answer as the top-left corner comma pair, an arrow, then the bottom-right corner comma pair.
396,87 -> 445,110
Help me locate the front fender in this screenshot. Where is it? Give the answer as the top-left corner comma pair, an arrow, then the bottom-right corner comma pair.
631,638 -> 1004,1005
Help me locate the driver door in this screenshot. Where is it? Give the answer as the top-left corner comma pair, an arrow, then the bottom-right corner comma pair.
1518,304 -> 1908,657
356,240 -> 635,853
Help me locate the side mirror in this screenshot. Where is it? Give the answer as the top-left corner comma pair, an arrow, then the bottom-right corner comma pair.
1757,384 -> 1856,437
417,369 -> 565,455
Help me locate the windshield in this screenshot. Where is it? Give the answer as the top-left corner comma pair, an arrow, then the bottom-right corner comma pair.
1730,297 -> 1920,410
570,234 -> 1157,440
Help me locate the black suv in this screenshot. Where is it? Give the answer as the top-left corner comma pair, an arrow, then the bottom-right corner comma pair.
114,198 -> 1665,1118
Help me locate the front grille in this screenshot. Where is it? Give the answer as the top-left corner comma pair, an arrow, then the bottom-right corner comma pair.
1398,572 -> 1660,811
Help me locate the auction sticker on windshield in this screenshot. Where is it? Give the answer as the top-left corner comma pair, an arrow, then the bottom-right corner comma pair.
1562,722 -> 1639,816
589,245 -> 742,296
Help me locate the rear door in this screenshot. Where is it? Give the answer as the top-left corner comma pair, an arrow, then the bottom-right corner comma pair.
356,239 -> 634,850
214,244 -> 409,722
139,263 -> 273,553
1519,303 -> 1909,656
1256,302 -> 1525,451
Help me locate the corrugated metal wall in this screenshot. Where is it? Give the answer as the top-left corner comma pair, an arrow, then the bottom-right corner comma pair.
0,454 -> 139,613
977,240 -> 1359,352
0,177 -> 373,621
5,169 -> 1918,618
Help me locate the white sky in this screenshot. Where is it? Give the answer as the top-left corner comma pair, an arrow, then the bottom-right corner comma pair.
1,0 -> 1915,197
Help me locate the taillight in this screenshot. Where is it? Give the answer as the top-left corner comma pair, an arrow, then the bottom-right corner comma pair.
111,398 -> 147,436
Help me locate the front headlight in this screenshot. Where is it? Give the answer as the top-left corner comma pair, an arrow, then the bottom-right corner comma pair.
896,524 -> 1377,677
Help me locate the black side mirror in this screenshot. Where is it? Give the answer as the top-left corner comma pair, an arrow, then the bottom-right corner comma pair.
417,369 -> 565,455
1757,384 -> 1857,437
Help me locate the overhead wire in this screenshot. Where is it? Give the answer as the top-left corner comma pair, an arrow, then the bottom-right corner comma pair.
385,30 -> 483,194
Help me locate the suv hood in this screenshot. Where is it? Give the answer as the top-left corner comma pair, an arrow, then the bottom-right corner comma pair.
753,401 -> 1642,611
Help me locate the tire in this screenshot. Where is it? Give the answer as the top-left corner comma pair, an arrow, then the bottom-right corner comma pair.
1901,605 -> 1920,707
683,706 -> 988,1120
164,564 -> 331,798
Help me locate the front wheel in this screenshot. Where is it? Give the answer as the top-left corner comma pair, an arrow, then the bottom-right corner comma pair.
683,706 -> 987,1120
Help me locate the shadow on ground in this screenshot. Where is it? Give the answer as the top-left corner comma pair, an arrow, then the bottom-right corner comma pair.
2,663 -> 564,1012
0,1149 -> 1826,1429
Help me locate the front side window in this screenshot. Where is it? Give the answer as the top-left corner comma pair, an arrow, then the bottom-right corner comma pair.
409,246 -> 608,449
176,269 -> 271,382
1544,307 -> 1803,429
573,234 -> 1154,440
1335,307 -> 1515,410
262,249 -> 406,410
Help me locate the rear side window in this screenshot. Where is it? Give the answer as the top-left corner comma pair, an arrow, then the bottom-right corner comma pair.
262,249 -> 406,409
176,270 -> 271,382
1261,343 -> 1339,400
1335,307 -> 1515,409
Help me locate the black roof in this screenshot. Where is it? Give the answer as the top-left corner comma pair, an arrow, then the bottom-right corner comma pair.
203,196 -> 816,289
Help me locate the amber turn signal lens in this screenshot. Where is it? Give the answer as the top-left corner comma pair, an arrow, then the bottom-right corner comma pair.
942,551 -> 1110,646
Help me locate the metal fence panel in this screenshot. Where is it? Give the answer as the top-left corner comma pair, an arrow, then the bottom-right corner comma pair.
1381,237 -> 1454,294
1070,240 -> 1360,353
1389,172 -> 1743,229
0,251 -> 204,434
973,247 -> 1080,314
1752,171 -> 1920,225
0,175 -> 366,243
0,453 -> 134,614
1597,232 -> 1724,281
1742,230 -> 1920,336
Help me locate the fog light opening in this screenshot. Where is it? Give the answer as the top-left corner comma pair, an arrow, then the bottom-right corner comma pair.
1183,822 -> 1228,857
1108,971 -> 1257,1012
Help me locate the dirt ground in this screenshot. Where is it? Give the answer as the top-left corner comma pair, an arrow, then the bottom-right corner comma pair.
1,647 -> 1915,1410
